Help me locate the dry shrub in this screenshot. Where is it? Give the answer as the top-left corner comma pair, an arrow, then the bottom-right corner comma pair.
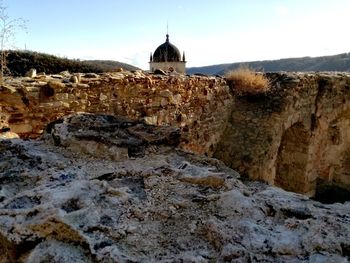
225,67 -> 270,95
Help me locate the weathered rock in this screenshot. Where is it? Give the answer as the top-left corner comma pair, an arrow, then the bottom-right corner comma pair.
84,73 -> 99,78
44,113 -> 181,159
59,70 -> 71,78
0,130 -> 19,139
25,68 -> 36,78
48,80 -> 65,89
114,67 -> 123,72
70,75 -> 79,83
1,71 -> 350,197
159,89 -> 173,98
0,114 -> 349,262
153,68 -> 167,75
25,240 -> 93,263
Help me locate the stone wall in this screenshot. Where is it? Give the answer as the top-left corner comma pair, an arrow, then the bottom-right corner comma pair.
0,71 -> 233,157
1,70 -> 350,196
214,72 -> 350,196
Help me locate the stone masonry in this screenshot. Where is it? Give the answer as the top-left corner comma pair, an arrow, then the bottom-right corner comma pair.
1,71 -> 350,196
0,71 -> 232,158
214,72 -> 350,196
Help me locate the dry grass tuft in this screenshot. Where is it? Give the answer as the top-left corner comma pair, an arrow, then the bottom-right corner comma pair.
225,67 -> 270,95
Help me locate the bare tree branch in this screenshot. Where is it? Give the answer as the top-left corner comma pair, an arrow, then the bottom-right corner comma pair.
0,0 -> 27,84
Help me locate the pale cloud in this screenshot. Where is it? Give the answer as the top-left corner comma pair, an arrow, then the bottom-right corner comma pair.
276,6 -> 288,16
123,52 -> 149,69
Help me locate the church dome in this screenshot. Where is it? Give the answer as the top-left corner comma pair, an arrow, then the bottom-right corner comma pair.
152,34 -> 181,62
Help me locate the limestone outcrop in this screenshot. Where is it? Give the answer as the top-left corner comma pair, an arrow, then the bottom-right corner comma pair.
1,71 -> 350,197
0,113 -> 349,262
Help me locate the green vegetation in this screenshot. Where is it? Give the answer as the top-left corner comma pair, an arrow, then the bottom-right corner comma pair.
187,52 -> 350,75
225,67 -> 270,95
3,50 -> 139,76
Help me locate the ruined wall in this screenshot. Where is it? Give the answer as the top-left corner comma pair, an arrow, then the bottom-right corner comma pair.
214,72 -> 350,196
1,71 -> 350,196
0,71 -> 233,156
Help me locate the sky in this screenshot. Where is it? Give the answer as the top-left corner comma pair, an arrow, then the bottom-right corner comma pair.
4,0 -> 350,69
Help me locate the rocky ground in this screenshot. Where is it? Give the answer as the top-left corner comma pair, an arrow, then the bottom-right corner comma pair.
0,113 -> 349,263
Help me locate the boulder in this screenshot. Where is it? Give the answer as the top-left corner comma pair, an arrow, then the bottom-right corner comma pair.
25,68 -> 36,78
70,75 -> 79,83
114,67 -> 123,72
83,73 -> 99,78
153,68 -> 167,75
0,113 -> 348,262
59,71 -> 71,78
44,113 -> 181,158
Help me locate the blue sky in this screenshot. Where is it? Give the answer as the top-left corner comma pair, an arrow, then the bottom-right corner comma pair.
5,0 -> 350,69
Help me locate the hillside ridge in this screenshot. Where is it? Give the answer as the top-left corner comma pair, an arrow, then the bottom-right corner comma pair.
187,52 -> 350,75
3,50 -> 139,76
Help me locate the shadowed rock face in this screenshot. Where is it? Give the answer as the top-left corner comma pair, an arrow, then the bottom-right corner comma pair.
44,113 -> 181,159
0,113 -> 349,262
214,72 -> 350,196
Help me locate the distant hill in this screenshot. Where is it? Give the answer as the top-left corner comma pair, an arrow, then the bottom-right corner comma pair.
187,53 -> 350,75
82,60 -> 140,72
4,50 -> 139,77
